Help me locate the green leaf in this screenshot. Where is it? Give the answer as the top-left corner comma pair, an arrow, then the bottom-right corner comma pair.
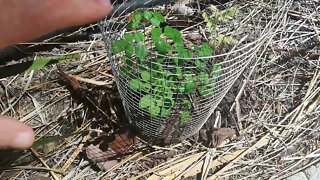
184,73 -> 197,93
203,12 -> 218,33
139,95 -> 152,109
215,35 -> 226,47
141,71 -> 151,81
125,44 -> 135,57
149,102 -> 161,117
222,36 -> 237,45
164,97 -> 175,107
164,26 -> 183,44
176,44 -> 192,58
155,96 -> 164,106
134,32 -> 145,43
183,99 -> 192,110
130,21 -> 140,30
32,133 -> 78,149
153,86 -> 162,95
198,72 -> 209,85
183,50 -> 193,58
124,34 -> 134,42
32,55 -> 79,71
211,64 -> 221,77
130,12 -> 143,29
151,66 -> 165,79
154,87 -> 174,99
185,81 -> 197,93
199,43 -> 213,57
195,59 -> 206,68
176,67 -> 183,79
177,83 -> 186,93
151,28 -> 162,40
165,71 -> 175,79
199,86 -> 211,96
150,17 -> 161,27
154,78 -> 167,86
135,45 -> 149,59
153,12 -> 165,23
155,56 -> 165,63
0,54 -> 80,79
220,7 -> 237,21
141,83 -> 151,92
210,5 -> 219,14
123,56 -> 134,66
140,95 -> 162,117
155,39 -> 172,53
143,11 -> 153,20
129,79 -> 142,91
119,68 -> 129,77
167,82 -> 177,89
185,73 -> 195,81
121,57 -> 133,73
181,111 -> 190,124
134,12 -> 143,21
228,7 -> 237,17
112,40 -> 128,54
173,58 -> 182,66
164,88 -> 173,98
161,108 -> 172,118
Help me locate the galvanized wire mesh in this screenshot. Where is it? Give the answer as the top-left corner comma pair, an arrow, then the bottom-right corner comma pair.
99,0 -> 293,145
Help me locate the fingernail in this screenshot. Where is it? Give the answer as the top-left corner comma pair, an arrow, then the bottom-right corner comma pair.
13,131 -> 35,149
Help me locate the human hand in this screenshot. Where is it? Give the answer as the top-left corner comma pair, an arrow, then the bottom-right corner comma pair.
0,0 -> 112,149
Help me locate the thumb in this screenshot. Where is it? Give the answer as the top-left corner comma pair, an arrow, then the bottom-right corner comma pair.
0,116 -> 35,150
0,0 -> 112,48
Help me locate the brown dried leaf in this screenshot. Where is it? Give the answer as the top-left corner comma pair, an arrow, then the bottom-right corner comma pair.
210,128 -> 237,147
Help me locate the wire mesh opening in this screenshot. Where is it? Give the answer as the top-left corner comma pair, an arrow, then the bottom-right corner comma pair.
99,0 -> 293,145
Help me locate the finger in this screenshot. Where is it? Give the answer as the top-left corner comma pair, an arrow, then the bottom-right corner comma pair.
0,116 -> 35,150
0,0 -> 112,48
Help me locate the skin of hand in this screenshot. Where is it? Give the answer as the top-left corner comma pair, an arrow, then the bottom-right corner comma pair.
0,0 -> 112,149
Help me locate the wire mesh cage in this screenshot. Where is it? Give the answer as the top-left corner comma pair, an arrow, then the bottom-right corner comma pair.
99,0 -> 293,145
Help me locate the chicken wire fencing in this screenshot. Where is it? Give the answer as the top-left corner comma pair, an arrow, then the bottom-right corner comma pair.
99,0 -> 293,145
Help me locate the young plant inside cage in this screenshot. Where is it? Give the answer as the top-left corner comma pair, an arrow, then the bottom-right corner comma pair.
111,8 -> 236,124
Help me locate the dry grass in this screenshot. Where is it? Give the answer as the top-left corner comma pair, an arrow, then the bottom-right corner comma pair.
0,0 -> 319,179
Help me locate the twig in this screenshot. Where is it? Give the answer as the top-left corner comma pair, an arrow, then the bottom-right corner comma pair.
30,148 -> 60,180
61,134 -> 90,172
7,166 -> 66,175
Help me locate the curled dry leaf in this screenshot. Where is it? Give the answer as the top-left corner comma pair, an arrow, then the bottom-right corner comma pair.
210,128 -> 237,147
85,129 -> 138,171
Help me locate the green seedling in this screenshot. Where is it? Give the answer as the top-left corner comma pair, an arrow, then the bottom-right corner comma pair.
203,5 -> 238,47
111,9 -> 236,123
